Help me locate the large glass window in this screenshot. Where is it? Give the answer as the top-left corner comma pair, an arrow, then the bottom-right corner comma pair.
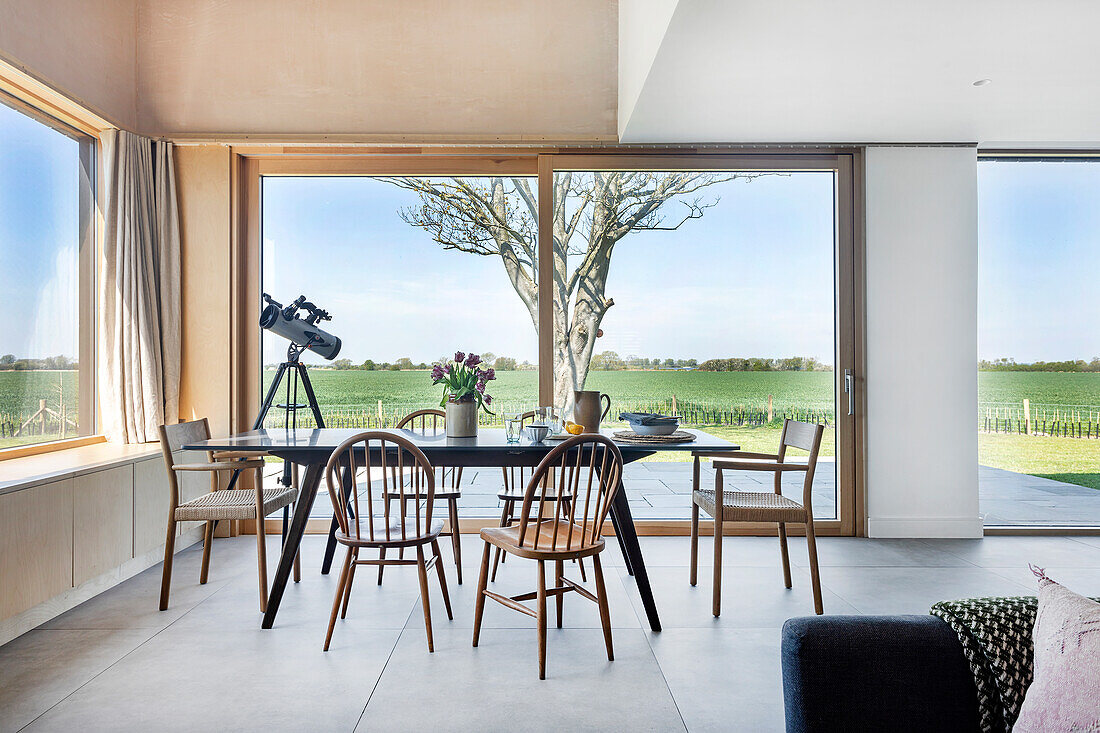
552,168 -> 839,520
0,97 -> 94,450
978,158 -> 1100,527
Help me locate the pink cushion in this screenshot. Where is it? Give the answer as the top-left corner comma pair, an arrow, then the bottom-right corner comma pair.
1013,570 -> 1100,732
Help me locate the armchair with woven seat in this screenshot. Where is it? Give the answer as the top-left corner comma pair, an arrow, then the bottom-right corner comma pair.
690,418 -> 825,617
157,418 -> 300,612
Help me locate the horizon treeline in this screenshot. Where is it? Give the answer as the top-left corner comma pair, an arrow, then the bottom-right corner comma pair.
979,358 -> 1100,372
0,354 -> 78,371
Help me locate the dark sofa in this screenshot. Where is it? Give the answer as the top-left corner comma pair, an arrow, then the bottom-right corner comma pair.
781,615 -> 981,733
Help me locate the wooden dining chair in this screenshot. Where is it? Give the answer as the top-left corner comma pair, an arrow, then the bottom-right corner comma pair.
386,409 -> 465,584
158,419 -> 299,612
494,410 -> 585,582
323,431 -> 452,652
473,434 -> 623,679
689,418 -> 825,617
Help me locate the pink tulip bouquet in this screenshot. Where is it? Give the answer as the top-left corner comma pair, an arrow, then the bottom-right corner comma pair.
431,351 -> 496,414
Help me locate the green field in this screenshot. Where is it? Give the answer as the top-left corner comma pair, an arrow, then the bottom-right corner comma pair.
4,369 -> 1100,491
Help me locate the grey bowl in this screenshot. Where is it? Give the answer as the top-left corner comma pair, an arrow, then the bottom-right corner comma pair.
629,421 -> 679,436
524,424 -> 551,442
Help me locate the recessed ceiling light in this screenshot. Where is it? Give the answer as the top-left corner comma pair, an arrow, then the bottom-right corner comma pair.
973,79 -> 992,87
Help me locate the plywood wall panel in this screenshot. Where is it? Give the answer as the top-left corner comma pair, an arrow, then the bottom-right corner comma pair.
73,465 -> 134,585
0,479 -> 74,619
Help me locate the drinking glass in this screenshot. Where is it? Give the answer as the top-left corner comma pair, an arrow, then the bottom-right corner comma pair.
504,412 -> 524,443
540,406 -> 562,434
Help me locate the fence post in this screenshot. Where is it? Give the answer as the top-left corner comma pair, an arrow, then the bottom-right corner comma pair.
39,399 -> 47,435
1023,398 -> 1031,435
767,394 -> 774,423
671,395 -> 677,416
377,400 -> 383,421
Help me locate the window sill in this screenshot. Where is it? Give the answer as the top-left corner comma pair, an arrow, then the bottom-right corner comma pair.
0,435 -> 107,462
0,439 -> 162,496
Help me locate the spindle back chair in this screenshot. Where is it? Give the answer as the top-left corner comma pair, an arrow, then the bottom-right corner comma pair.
322,431 -> 452,652
473,434 -> 623,679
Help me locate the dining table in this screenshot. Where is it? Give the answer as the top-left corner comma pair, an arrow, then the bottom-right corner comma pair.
184,427 -> 739,632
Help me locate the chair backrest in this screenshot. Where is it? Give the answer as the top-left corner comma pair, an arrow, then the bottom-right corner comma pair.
517,434 -> 623,552
502,410 -> 539,494
776,419 -> 825,505
396,408 -> 461,493
325,431 -> 436,542
158,419 -> 212,508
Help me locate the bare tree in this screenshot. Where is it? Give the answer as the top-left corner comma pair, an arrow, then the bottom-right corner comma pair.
388,172 -> 760,405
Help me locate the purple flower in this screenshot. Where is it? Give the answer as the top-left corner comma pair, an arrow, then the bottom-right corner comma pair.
484,394 -> 492,405
454,351 -> 465,364
465,353 -> 481,368
482,368 -> 496,381
430,364 -> 444,381
442,363 -> 451,374
475,381 -> 485,394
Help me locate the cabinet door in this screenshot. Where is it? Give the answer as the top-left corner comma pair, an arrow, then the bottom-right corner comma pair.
0,479 -> 74,620
73,466 -> 134,586
134,457 -> 171,557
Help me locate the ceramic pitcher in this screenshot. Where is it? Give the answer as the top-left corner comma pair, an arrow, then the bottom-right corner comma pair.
573,390 -> 611,433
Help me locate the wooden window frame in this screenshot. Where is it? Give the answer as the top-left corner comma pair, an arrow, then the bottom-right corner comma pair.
235,149 -> 865,536
0,90 -> 104,462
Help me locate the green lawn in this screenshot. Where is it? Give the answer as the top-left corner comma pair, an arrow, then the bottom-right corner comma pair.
979,433 -> 1100,490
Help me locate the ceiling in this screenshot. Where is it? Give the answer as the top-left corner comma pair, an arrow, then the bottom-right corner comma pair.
619,0 -> 1100,146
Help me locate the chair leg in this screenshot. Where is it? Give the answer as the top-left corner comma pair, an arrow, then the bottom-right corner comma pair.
448,498 -> 462,585
778,521 -> 793,589
554,559 -> 564,629
340,547 -> 358,619
536,559 -> 547,680
689,500 -> 699,586
199,520 -> 215,584
416,545 -> 435,653
805,517 -> 824,615
491,500 -> 511,582
712,512 -> 723,618
289,505 -> 301,583
472,542 -> 491,647
324,547 -> 353,651
377,547 -> 387,585
593,554 -> 614,661
431,539 -> 453,620
159,518 -> 177,611
255,510 -> 269,614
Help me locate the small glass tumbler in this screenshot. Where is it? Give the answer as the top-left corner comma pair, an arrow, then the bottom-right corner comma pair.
504,412 -> 524,443
541,406 -> 563,435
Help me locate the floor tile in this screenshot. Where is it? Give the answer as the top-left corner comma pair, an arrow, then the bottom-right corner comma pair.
820,566 -> 1034,615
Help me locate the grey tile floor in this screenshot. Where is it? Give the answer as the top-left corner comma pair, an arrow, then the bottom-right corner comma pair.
5,533 -> 1100,732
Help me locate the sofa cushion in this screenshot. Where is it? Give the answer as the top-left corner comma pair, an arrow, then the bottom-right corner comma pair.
782,615 -> 980,732
1013,571 -> 1100,732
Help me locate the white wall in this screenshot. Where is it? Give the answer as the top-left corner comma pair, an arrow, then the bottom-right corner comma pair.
864,147 -> 981,538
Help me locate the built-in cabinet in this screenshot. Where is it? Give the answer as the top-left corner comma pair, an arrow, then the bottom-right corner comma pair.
0,450 -> 202,645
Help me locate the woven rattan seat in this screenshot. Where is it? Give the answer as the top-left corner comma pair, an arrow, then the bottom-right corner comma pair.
175,486 -> 297,521
158,419 -> 301,614
691,419 -> 826,618
692,489 -> 807,524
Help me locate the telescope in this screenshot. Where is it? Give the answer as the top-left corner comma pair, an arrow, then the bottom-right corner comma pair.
259,293 -> 342,361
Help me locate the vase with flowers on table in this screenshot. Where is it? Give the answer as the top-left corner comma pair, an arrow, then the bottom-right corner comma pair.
431,351 -> 496,438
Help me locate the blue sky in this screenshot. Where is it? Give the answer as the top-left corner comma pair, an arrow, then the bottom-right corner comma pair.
261,173 -> 836,365
977,159 -> 1100,362
0,101 -> 79,361
2,95 -> 1097,368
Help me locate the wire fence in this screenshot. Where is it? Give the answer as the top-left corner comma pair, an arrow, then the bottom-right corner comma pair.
979,401 -> 1100,439
257,397 -> 834,430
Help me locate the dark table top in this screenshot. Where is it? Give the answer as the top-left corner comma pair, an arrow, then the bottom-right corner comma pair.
184,427 -> 738,458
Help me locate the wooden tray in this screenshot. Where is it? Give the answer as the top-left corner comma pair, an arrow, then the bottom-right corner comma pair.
612,430 -> 696,444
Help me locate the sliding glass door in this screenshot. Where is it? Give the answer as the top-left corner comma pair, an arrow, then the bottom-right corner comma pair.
252,153 -> 860,531
978,157 -> 1100,527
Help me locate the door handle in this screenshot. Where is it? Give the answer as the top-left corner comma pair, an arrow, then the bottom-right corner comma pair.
843,369 -> 854,416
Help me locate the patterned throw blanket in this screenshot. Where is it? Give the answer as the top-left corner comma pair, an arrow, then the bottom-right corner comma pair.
930,597 -> 1038,733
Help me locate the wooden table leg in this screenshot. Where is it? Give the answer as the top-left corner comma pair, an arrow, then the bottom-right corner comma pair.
608,480 -> 661,632
262,462 -> 323,629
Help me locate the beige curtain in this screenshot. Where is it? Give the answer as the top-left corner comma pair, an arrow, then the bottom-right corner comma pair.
99,129 -> 181,443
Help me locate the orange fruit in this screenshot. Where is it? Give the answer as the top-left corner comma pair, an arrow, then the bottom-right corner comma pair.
565,421 -> 583,435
